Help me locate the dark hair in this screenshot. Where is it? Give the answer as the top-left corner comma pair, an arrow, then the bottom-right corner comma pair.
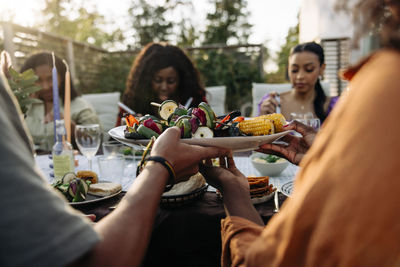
20,52 -> 80,102
123,42 -> 206,116
335,0 -> 400,50
290,42 -> 327,123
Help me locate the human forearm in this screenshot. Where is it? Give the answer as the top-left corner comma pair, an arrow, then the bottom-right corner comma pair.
75,162 -> 168,267
221,182 -> 264,226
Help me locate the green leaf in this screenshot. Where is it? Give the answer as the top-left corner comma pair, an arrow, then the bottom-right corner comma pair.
22,85 -> 41,94
7,66 -> 41,115
19,98 -> 40,106
20,68 -> 37,79
19,77 -> 39,88
8,67 -> 20,78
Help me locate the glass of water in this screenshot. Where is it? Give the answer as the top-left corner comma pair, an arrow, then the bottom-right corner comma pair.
75,124 -> 102,170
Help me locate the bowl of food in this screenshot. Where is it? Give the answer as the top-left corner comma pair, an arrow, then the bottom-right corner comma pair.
250,152 -> 289,176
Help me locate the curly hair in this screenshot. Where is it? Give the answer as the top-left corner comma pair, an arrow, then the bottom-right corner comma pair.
335,0 -> 400,49
122,42 -> 206,116
20,52 -> 80,102
290,42 -> 328,123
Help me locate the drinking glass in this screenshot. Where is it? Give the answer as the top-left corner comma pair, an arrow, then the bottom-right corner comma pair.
75,124 -> 101,170
290,112 -> 321,131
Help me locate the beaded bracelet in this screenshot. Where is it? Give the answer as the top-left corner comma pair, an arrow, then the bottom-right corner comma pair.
137,155 -> 176,191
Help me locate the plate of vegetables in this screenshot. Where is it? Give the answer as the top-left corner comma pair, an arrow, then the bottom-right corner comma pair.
53,173 -> 121,205
108,100 -> 292,152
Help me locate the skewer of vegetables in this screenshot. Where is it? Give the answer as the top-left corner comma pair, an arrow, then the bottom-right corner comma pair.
124,99 -> 287,140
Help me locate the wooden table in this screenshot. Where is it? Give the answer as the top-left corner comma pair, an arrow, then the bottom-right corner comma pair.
74,191 -> 287,267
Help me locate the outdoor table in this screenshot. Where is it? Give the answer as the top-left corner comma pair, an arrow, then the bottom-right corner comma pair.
36,153 -> 298,267
73,191 -> 287,267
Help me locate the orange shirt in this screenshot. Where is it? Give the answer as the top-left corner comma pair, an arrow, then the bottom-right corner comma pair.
221,49 -> 400,266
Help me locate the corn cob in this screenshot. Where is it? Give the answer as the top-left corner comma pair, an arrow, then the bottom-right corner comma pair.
238,117 -> 275,136
260,113 -> 287,133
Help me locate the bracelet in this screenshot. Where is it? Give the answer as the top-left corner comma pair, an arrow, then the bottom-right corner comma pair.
139,156 -> 176,191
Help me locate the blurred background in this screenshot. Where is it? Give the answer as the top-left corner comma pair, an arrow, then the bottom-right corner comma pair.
0,0 -> 380,114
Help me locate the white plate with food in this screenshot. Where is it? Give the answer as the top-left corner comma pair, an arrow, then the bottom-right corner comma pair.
70,189 -> 122,206
109,126 -> 292,152
160,173 -> 208,207
215,190 -> 275,205
53,172 -> 123,206
280,181 -> 294,197
250,191 -> 275,205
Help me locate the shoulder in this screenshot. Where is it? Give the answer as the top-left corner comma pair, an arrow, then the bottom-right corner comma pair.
71,96 -> 95,111
279,90 -> 292,102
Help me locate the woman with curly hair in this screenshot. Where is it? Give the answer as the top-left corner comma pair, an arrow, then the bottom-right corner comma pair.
118,42 -> 206,121
200,0 -> 400,266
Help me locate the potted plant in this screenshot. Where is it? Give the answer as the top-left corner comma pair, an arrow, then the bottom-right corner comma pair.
1,51 -> 41,115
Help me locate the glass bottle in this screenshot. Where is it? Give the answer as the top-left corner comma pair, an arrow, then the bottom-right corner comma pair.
52,119 -> 74,182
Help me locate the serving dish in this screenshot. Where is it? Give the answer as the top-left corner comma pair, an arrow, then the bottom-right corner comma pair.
160,184 -> 208,208
280,181 -> 294,197
69,190 -> 122,206
109,126 -> 292,152
250,152 -> 289,176
216,190 -> 275,205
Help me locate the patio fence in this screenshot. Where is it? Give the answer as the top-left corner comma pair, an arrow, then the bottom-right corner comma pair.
2,22 -> 118,94
1,22 -> 264,100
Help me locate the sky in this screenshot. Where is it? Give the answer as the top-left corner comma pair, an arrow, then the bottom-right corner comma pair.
0,0 -> 302,71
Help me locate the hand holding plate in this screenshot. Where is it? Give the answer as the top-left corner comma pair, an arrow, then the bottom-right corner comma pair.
151,127 -> 230,183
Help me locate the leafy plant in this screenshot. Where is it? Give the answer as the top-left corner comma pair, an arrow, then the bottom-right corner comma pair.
191,49 -> 262,111
7,67 -> 41,114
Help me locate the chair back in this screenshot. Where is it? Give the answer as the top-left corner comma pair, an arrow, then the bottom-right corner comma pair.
251,82 -> 331,116
205,86 -> 226,116
82,92 -> 121,139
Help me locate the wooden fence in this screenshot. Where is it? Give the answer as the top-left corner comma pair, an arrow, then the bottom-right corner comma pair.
1,22 -> 264,97
2,22 -> 112,93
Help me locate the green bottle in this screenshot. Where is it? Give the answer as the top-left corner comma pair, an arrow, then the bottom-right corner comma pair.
52,120 -> 74,182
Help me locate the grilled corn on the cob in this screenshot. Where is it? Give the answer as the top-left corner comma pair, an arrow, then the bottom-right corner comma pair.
260,113 -> 287,133
238,117 -> 275,136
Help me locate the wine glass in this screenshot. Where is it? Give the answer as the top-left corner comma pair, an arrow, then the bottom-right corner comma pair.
75,124 -> 101,170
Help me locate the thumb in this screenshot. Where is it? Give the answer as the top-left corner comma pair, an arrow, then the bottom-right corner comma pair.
156,126 -> 181,142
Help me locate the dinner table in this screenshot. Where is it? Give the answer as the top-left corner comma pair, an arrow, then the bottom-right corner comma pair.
35,151 -> 299,267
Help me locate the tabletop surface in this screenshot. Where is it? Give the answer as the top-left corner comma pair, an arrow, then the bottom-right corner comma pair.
35,153 -> 299,192
36,153 -> 298,267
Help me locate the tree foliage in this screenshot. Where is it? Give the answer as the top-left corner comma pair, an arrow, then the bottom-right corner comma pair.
190,49 -> 263,111
266,21 -> 299,83
41,0 -> 123,48
91,53 -> 134,95
203,0 -> 252,45
35,0 -> 271,112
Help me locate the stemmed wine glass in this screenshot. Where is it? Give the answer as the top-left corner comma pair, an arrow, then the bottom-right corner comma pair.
75,124 -> 101,170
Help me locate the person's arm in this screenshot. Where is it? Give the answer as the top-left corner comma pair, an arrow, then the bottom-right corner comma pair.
200,156 -> 263,225
257,120 -> 316,165
258,92 -> 279,116
71,127 -> 229,267
200,156 -> 264,267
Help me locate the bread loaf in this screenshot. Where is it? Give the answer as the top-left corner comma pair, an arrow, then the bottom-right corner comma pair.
77,170 -> 98,184
88,182 -> 122,197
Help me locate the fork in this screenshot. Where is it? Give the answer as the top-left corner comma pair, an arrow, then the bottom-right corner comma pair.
273,180 -> 280,213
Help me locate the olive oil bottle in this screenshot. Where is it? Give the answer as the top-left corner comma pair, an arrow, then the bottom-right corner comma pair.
52,119 -> 74,181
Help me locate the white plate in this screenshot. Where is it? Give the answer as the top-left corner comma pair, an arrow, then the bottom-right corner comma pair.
216,190 -> 275,205
69,190 -> 122,206
251,191 -> 275,205
109,126 -> 292,152
280,181 -> 294,197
